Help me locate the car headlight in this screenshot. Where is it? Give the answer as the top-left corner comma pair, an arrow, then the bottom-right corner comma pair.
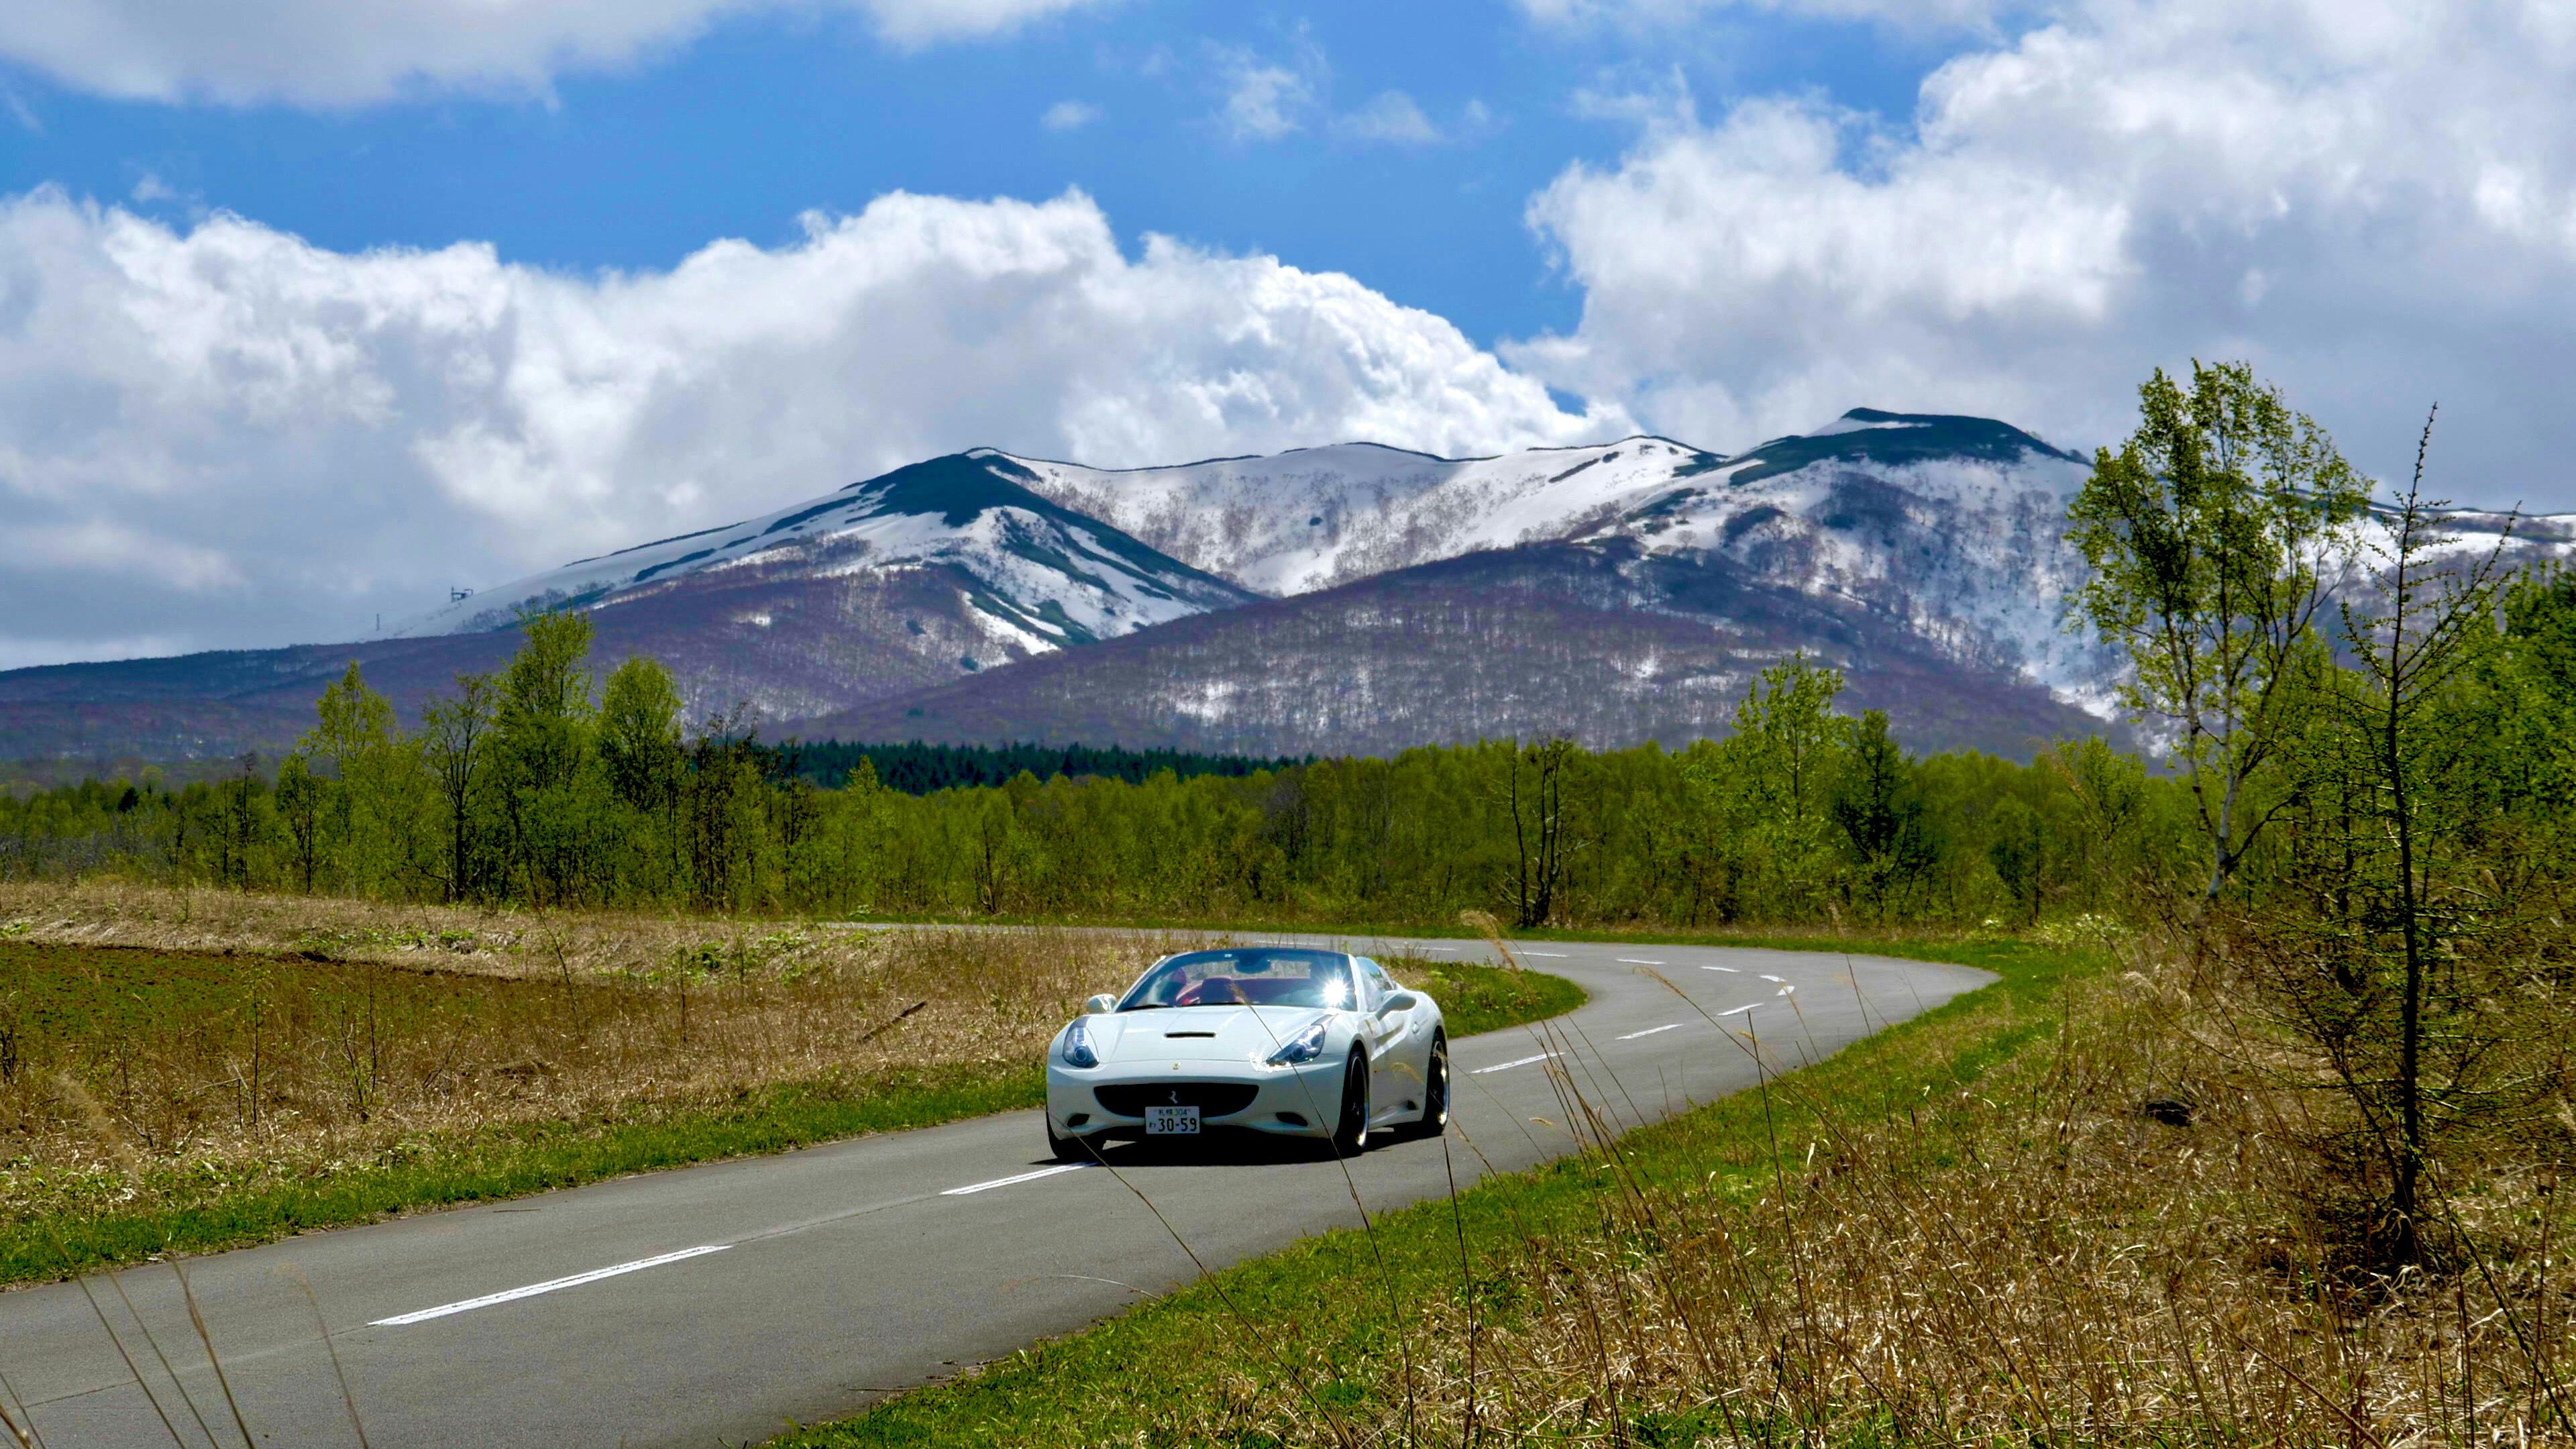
1263,1020 -> 1330,1067
1060,1020 -> 1099,1069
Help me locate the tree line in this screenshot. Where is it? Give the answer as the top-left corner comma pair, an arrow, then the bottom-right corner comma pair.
0,621 -> 2196,928
792,740 -> 1305,796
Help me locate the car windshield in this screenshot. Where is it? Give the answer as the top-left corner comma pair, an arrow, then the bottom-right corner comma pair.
1116,949 -> 1355,1011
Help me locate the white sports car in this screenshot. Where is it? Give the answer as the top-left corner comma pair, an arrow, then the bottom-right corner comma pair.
1044,948 -> 1449,1159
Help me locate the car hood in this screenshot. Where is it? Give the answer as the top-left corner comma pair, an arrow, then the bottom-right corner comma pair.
1092,1005 -> 1333,1064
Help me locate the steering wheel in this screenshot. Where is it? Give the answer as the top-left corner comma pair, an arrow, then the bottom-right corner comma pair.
1174,978 -> 1242,1007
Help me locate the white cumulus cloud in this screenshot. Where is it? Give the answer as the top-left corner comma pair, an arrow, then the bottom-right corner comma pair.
1510,0 -> 2576,505
0,0 -> 1114,106
0,187 -> 1624,661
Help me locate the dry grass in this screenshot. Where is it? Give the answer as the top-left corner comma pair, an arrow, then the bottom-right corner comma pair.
1,880 -> 1211,1254
1360,940 -> 2576,1444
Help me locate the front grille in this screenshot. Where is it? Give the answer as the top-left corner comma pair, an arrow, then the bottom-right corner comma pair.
1094,1082 -> 1259,1118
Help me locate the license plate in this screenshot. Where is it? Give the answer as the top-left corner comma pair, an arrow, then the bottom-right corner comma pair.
1144,1105 -> 1201,1135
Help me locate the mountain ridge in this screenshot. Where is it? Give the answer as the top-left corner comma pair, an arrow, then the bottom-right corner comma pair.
21,407 -> 2544,767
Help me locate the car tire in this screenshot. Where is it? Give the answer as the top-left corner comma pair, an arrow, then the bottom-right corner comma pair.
1046,1118 -> 1088,1163
1331,1047 -> 1371,1157
1406,1031 -> 1449,1138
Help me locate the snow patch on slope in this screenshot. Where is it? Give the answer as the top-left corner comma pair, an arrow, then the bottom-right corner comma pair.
392,453 -> 1255,664
1002,413 -> 2125,716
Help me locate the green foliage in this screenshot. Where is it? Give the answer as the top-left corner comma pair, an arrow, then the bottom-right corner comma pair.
795,739 -> 1304,794
2069,359 -> 2370,898
2243,413 -> 2554,1264
1,621 -> 2214,930
2072,369 -> 2576,1265
1401,957 -> 1588,1038
598,656 -> 686,814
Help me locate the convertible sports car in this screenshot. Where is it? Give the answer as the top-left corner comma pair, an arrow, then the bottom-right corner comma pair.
1044,947 -> 1448,1159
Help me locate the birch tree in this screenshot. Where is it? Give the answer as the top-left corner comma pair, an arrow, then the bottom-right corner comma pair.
2069,361 -> 2366,903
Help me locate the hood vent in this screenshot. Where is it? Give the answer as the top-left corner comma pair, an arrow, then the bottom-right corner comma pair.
1164,1031 -> 1217,1038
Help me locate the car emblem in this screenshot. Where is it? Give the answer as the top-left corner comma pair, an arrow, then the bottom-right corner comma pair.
1167,1089 -> 1181,1106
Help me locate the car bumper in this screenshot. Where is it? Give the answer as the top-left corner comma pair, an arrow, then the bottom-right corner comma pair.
1046,1057 -> 1349,1140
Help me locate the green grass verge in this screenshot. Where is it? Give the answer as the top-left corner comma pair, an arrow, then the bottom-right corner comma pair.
5,1065 -> 1046,1287
1391,955 -> 1587,1038
3,957 -> 1578,1288
765,935 -> 2098,1447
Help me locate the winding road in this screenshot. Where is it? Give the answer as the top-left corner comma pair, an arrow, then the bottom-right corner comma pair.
0,932 -> 1989,1448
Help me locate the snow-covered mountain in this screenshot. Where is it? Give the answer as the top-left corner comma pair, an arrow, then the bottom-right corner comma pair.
1010,409 -> 2116,713
398,453 -> 1254,657
19,407 -> 2565,764
396,410 -> 2115,718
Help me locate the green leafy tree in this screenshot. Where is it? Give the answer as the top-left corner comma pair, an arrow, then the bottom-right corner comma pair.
491,608 -> 608,903
2070,361 -> 2367,903
302,661 -> 398,888
274,753 -> 323,892
420,673 -> 498,902
1689,653 -> 1851,917
598,657 -> 686,814
1832,710 -> 1939,920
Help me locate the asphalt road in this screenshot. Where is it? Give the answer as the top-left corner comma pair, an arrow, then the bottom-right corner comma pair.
0,932 -> 1990,1448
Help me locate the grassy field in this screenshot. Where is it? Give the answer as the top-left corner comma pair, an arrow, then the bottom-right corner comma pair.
772,928 -> 2576,1448
0,885 -> 1581,1287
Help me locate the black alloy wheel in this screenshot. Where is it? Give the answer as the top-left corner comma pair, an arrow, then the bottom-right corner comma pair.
1409,1032 -> 1449,1138
1332,1047 -> 1372,1156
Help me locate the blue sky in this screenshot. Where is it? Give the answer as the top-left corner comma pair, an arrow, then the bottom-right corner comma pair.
2,4 -> 1946,356
1,0 -> 2571,664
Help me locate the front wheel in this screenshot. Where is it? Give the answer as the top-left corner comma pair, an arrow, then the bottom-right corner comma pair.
1331,1048 -> 1371,1156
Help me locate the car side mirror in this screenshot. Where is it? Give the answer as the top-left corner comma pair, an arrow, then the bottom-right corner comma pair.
1083,994 -> 1117,1014
1378,991 -> 1419,1016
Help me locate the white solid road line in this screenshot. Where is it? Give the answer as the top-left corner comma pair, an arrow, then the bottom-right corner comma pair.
941,1163 -> 1093,1197
1616,1023 -> 1684,1041
1471,1051 -> 1558,1075
1615,957 -> 1665,965
370,1246 -> 731,1327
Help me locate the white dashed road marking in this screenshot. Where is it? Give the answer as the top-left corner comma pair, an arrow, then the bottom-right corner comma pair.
1616,1023 -> 1684,1041
370,1246 -> 730,1327
1700,965 -> 1738,973
1472,1052 -> 1559,1075
1519,951 -> 1570,958
1616,958 -> 1665,965
1718,1003 -> 1760,1017
942,1163 -> 1093,1197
